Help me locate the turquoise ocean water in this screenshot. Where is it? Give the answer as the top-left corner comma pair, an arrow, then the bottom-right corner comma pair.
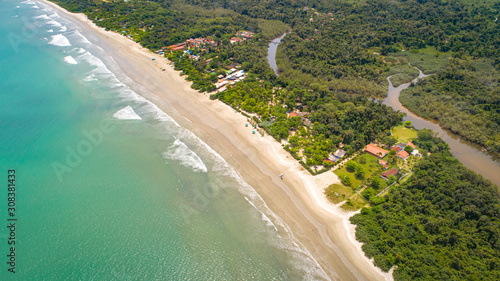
0,1 -> 329,280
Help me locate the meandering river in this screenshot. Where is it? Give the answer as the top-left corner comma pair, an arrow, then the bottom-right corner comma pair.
267,33 -> 287,76
266,36 -> 500,187
383,70 -> 500,187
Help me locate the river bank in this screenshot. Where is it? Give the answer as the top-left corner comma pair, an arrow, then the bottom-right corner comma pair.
40,0 -> 393,280
267,33 -> 287,76
383,68 -> 500,188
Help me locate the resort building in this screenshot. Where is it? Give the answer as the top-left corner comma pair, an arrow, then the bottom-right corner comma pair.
381,168 -> 399,180
391,146 -> 402,153
397,150 -> 410,160
364,144 -> 388,158
334,149 -> 346,159
378,160 -> 389,169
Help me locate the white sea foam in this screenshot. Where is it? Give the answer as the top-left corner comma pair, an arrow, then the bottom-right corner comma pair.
113,105 -> 142,120
34,14 -> 50,20
20,0 -> 36,5
162,140 -> 208,173
79,51 -> 113,77
79,51 -> 103,67
82,73 -> 97,82
59,26 -> 67,32
76,48 -> 86,54
46,29 -> 53,33
48,34 -> 71,47
47,19 -> 62,27
71,46 -> 331,279
72,31 -> 92,45
63,56 -> 77,65
32,4 -> 39,9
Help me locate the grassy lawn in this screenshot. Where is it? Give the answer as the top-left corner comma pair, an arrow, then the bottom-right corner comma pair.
325,184 -> 355,204
391,124 -> 417,143
340,193 -> 368,211
324,184 -> 368,211
334,153 -> 382,188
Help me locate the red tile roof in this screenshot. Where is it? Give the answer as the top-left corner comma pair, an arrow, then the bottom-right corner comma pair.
391,146 -> 402,152
407,142 -> 416,148
289,112 -> 299,117
397,150 -> 410,159
381,168 -> 398,178
364,144 -> 388,158
378,160 -> 389,169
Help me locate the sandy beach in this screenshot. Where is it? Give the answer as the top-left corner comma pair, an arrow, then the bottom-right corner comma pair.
39,1 -> 393,280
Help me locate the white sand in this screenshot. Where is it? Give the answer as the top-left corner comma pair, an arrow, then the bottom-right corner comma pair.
39,1 -> 393,280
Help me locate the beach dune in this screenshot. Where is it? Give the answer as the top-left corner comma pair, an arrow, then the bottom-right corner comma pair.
39,1 -> 393,280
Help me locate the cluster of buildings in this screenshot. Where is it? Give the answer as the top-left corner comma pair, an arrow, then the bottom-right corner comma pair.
230,31 -> 254,44
362,142 -> 421,181
363,142 -> 419,161
390,142 -> 419,160
162,37 -> 217,52
161,31 -> 254,53
215,68 -> 247,90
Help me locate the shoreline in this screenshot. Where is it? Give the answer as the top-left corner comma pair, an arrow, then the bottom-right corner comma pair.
39,1 -> 393,280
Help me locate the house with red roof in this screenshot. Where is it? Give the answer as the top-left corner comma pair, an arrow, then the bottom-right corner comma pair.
378,160 -> 389,169
397,150 -> 410,160
381,168 -> 398,179
391,146 -> 402,153
364,144 -> 388,158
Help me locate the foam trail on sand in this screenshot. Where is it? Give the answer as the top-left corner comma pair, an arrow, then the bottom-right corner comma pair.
59,26 -> 67,32
113,105 -> 142,120
63,55 -> 77,65
48,34 -> 71,46
162,140 -> 208,173
244,197 -> 279,232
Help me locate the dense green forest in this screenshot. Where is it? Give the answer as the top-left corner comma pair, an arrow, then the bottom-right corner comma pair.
277,0 -> 498,94
51,1 -> 500,279
351,130 -> 500,280
178,0 -> 500,154
52,0 -> 260,49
